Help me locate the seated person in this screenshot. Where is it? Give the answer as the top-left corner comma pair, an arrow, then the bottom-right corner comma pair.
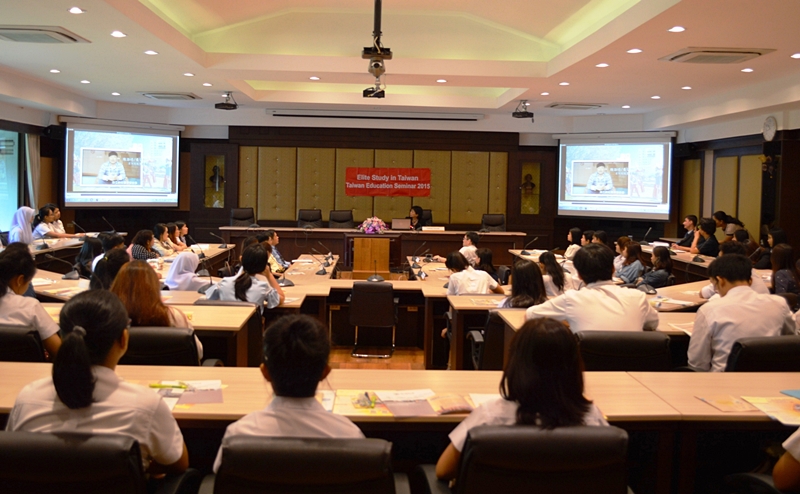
5,290 -> 189,475
564,227 -> 583,260
754,229 -> 787,269
73,237 -> 102,278
32,205 -> 84,240
591,230 -> 613,251
435,317 -> 608,481
152,223 -> 175,257
434,231 -> 480,266
499,260 -> 547,309
613,236 -> 631,272
408,205 -> 428,230
713,210 -> 744,243
206,244 -> 285,308
538,251 -> 574,297
164,252 -> 209,292
585,163 -> 613,193
615,241 -> 647,284
213,314 -> 363,472
638,246 -> 672,289
92,233 -> 125,271
89,249 -> 130,290
175,221 -> 194,247
446,252 -> 505,297
264,229 -> 291,273
688,254 -> 795,372
672,215 -> 698,251
689,218 -> 720,257
526,243 -> 659,332
733,229 -> 759,258
771,243 -> 800,295
165,223 -> 187,252
475,248 -> 498,282
700,242 -> 769,298
774,428 -> 800,491
130,229 -> 160,261
8,206 -> 35,244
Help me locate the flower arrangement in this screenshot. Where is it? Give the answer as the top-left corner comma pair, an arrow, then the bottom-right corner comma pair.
357,216 -> 387,234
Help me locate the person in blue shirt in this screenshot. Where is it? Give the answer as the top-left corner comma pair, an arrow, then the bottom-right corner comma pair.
585,163 -> 614,193
690,218 -> 720,258
615,241 -> 648,284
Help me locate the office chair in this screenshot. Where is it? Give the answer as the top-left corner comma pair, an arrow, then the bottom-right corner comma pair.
203,436 -> 410,494
480,214 -> 505,232
297,209 -> 323,228
724,472 -> 786,494
466,310 -> 508,370
725,335 -> 800,372
230,208 -> 255,227
421,209 -> 433,226
328,210 -> 355,228
575,330 -> 672,371
0,325 -> 46,362
413,425 -> 629,494
0,431 -> 201,494
495,265 -> 510,285
118,326 -> 222,367
349,281 -> 397,358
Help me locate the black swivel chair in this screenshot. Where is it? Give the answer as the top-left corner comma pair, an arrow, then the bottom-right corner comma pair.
328,210 -> 355,228
118,326 -> 222,367
480,214 -> 506,232
0,231 -> 8,246
421,209 -> 433,226
575,330 -> 672,371
0,325 -> 46,362
202,436 -> 410,494
0,431 -> 201,494
467,311 -> 508,371
298,209 -> 323,228
414,425 -> 629,494
724,472 -> 787,494
495,265 -> 511,285
725,335 -> 800,372
230,208 -> 256,227
349,281 -> 398,358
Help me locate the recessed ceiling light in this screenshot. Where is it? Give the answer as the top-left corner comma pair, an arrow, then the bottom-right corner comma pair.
792,53 -> 800,59
622,105 -> 631,109
682,86 -> 692,90
203,82 -> 213,87
309,76 -> 320,81
68,7 -> 85,14
80,80 -> 90,84
668,26 -> 685,33
110,31 -> 126,38
111,92 -> 120,96
144,50 -> 158,55
49,69 -> 60,74
540,92 -> 549,96
436,79 -> 447,83
524,102 -> 531,106
651,95 -> 661,99
741,68 -> 754,73
627,48 -> 642,54
183,73 -> 194,77
595,63 -> 609,68
559,82 -> 569,86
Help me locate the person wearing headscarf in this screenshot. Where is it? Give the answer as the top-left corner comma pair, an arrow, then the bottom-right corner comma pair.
9,206 -> 35,244
164,252 -> 207,291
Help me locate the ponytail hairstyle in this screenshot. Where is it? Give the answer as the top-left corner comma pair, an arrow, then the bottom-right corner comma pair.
74,237 -> 103,275
538,251 -> 565,292
0,243 -> 37,299
90,249 -> 130,290
235,244 -> 268,302
33,205 -> 54,228
475,248 -> 496,276
713,210 -> 744,228
53,290 -> 129,409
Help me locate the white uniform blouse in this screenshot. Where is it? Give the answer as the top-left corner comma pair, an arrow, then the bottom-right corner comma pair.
0,288 -> 60,342
206,274 -> 281,308
448,267 -> 498,296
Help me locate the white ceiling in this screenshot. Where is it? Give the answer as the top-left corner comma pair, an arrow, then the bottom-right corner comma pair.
0,0 -> 799,135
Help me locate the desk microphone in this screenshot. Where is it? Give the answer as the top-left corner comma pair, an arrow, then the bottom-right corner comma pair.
641,227 -> 653,246
410,241 -> 428,268
101,216 -> 116,234
412,248 -> 430,269
45,254 -> 85,280
416,266 -> 428,280
367,259 -> 384,282
190,238 -> 206,259
208,232 -> 228,248
196,258 -> 214,293
317,241 -> 334,261
311,248 -> 331,267
72,222 -> 86,233
520,237 -> 539,256
277,268 -> 295,287
692,255 -> 705,263
35,235 -> 50,251
309,250 -> 328,275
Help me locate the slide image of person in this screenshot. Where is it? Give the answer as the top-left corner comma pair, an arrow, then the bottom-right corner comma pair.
97,151 -> 127,184
585,162 -> 613,193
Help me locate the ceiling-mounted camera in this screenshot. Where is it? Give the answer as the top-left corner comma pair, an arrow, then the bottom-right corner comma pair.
362,0 -> 392,98
368,58 -> 385,78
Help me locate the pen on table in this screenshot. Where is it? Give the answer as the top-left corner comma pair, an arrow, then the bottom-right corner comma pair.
149,383 -> 188,389
365,391 -> 376,408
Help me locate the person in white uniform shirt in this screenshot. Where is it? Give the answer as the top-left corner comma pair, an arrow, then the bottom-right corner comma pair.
699,242 -> 769,299
32,205 -> 84,240
434,231 -> 480,267
446,251 -> 505,297
435,318 -> 609,481
213,315 -> 364,473
0,243 -> 62,357
5,290 -> 189,475
92,233 -> 126,271
526,243 -> 659,332
538,251 -> 575,298
688,254 -> 796,372
774,427 -> 800,491
206,243 -> 285,308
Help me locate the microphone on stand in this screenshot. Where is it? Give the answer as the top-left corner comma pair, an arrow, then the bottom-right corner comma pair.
520,237 -> 539,255
72,222 -> 87,233
317,241 -> 334,262
311,248 -> 331,267
277,268 -> 295,287
101,216 -> 116,234
410,241 -> 427,268
412,249 -> 430,269
309,250 -> 328,276
188,236 -> 206,259
196,258 -> 215,294
45,254 -> 86,280
367,259 -> 384,282
208,232 -> 228,248
35,236 -> 49,251
641,227 -> 653,246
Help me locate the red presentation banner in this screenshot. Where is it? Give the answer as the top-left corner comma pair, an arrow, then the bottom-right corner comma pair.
345,167 -> 431,197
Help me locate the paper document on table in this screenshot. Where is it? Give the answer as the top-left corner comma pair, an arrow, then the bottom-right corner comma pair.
468,394 -> 501,408
681,291 -> 700,297
695,395 -> 758,412
372,389 -> 437,418
375,389 -> 435,402
669,322 -> 694,335
283,298 -> 301,304
286,271 -> 305,275
182,380 -> 222,390
31,278 -> 54,286
333,390 -> 393,417
781,390 -> 800,400
292,259 -> 313,263
653,297 -> 695,306
741,396 -> 800,426
427,394 -> 473,415
44,287 -> 86,297
470,298 -> 502,306
316,390 -> 335,412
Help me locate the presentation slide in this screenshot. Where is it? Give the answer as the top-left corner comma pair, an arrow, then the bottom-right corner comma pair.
557,137 -> 672,221
64,123 -> 180,208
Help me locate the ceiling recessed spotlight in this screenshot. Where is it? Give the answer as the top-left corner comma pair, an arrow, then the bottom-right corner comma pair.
110,31 -> 126,38
68,7 -> 85,14
682,86 -> 692,90
80,80 -> 90,84
524,102 -> 531,106
309,76 -> 320,81
203,82 -> 213,87
595,63 -> 609,68
741,68 -> 754,73
622,105 -> 631,109
627,48 -> 642,54
144,50 -> 158,55
792,53 -> 800,59
49,69 -> 60,74
559,82 -> 569,86
540,92 -> 549,96
436,79 -> 447,83
183,72 -> 194,77
651,95 -> 661,99
111,92 -> 120,96
668,26 -> 685,32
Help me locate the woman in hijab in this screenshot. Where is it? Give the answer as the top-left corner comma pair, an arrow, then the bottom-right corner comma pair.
164,252 -> 208,291
9,206 -> 35,244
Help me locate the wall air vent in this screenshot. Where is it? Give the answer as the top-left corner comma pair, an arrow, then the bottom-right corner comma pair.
659,47 -> 775,64
140,92 -> 201,101
0,26 -> 90,43
546,103 -> 606,111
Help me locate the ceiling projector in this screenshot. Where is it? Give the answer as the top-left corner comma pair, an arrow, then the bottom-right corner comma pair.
215,92 -> 238,110
512,100 -> 534,122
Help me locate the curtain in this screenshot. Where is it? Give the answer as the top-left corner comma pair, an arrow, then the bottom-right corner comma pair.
25,133 -> 40,208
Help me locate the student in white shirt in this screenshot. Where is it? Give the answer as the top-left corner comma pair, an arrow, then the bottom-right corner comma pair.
152,223 -> 175,257
612,236 -> 631,273
538,251 -> 574,298
699,242 -> 769,299
436,317 -> 609,481
0,243 -> 62,357
498,259 -> 547,309
774,427 -> 800,491
434,231 -> 480,267
8,206 -> 35,244
32,205 -> 84,240
446,251 -> 505,297
688,254 -> 796,372
526,243 -> 659,332
206,243 -> 285,308
563,227 -> 583,260
92,233 -> 126,271
5,290 -> 189,475
89,248 -> 130,290
213,314 -> 363,472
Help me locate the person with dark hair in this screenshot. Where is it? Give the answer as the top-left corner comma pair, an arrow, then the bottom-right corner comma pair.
175,221 -> 194,247
434,231 -> 480,266
581,230 -> 595,246
688,254 -> 795,371
564,227 -> 583,260
499,260 -> 547,308
538,251 -> 574,297
408,205 -> 426,230
73,237 -> 102,278
689,218 -> 719,257
264,229 -> 290,273
6,290 -> 189,474
713,210 -> 744,243
733,229 -> 759,258
97,151 -> 127,184
206,243 -> 284,307
754,228 -> 788,269
0,243 -> 61,357
613,236 -> 631,272
700,243 -> 769,299
586,162 -> 613,193
526,243 -> 658,331
165,223 -> 187,252
672,215 -> 699,250
591,230 -> 612,251
130,229 -> 160,260
771,244 -> 800,295
615,241 -> 648,284
33,203 -> 83,239
212,315 -> 363,473
435,318 -> 608,480
639,246 -> 672,288
475,248 -> 498,282
89,248 -> 130,290
92,232 -> 125,271
446,251 -> 504,296
152,223 -> 175,257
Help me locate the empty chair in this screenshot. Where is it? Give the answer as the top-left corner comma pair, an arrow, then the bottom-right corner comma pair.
421,209 -> 433,227
0,325 -> 46,362
328,210 -> 355,229
350,281 -> 397,358
575,331 -> 672,371
496,265 -> 510,285
205,436 -> 409,494
725,335 -> 800,372
480,214 -> 505,232
118,326 -> 221,366
0,431 -> 201,494
467,311 -> 508,371
230,208 -> 255,227
414,425 -> 629,494
298,209 -> 323,228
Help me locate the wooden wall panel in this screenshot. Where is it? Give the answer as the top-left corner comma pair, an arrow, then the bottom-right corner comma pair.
257,147 -> 296,221
238,146 -> 258,209
413,150 -> 451,224
335,148 -> 374,223
680,159 -> 701,224
737,154 -> 762,235
450,151 -> 489,224
373,149 -> 413,220
296,148 -> 336,221
179,151 -> 191,210
488,152 -> 508,215
713,156 -> 739,241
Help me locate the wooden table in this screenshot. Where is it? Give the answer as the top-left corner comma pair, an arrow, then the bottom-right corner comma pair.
642,245 -> 716,283
648,280 -> 707,312
447,295 -> 507,370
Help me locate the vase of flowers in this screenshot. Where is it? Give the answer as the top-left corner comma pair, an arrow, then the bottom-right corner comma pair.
357,217 -> 387,234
